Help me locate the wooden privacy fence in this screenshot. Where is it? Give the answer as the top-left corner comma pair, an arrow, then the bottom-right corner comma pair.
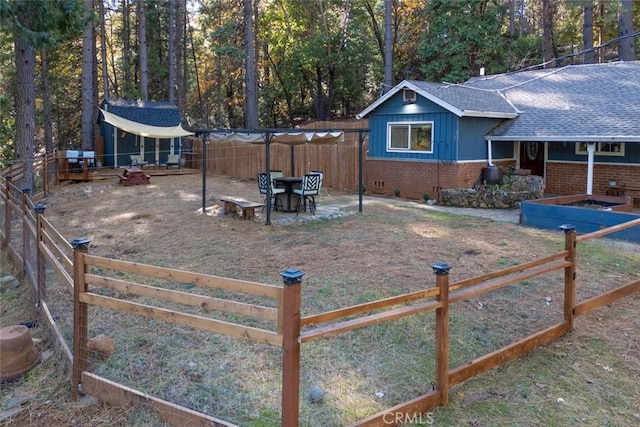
188,121 -> 368,191
2,167 -> 640,426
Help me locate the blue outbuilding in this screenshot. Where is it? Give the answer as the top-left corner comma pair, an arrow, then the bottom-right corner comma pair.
99,99 -> 193,168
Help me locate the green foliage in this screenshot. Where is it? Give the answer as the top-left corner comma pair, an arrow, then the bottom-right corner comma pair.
419,0 -> 509,83
507,34 -> 543,70
0,0 -> 634,150
0,0 -> 86,49
393,188 -> 401,197
257,0 -> 377,125
0,108 -> 14,167
423,192 -> 431,202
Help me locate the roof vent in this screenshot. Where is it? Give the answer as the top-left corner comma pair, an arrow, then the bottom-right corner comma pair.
403,88 -> 417,104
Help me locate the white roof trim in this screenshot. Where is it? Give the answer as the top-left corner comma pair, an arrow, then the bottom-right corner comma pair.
486,135 -> 640,142
356,80 -> 518,119
460,111 -> 518,119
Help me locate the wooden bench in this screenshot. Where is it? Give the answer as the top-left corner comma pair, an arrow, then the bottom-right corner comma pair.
220,198 -> 265,220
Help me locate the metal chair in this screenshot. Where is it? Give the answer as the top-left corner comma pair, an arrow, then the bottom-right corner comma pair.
130,155 -> 148,168
293,174 -> 321,215
309,170 -> 323,185
258,172 -> 285,211
270,170 -> 285,188
166,154 -> 181,169
309,170 -> 324,202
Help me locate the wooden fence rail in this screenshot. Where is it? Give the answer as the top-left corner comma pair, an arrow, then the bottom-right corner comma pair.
2,165 -> 639,427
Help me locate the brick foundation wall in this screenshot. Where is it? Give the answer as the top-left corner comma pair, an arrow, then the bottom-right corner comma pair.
365,159 -> 515,200
366,159 -> 639,201
546,163 -> 640,196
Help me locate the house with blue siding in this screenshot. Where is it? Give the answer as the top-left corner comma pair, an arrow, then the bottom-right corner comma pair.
357,61 -> 640,202
99,99 -> 192,168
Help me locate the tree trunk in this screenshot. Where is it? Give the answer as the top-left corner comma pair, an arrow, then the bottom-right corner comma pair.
168,0 -> 177,103
176,0 -> 187,116
618,0 -> 634,61
541,0 -> 556,68
99,0 -> 110,99
244,0 -> 258,128
81,0 -> 95,151
122,0 -> 131,98
314,65 -> 327,121
41,49 -> 53,155
14,36 -> 36,190
383,0 -> 392,94
582,0 -> 595,64
138,0 -> 148,100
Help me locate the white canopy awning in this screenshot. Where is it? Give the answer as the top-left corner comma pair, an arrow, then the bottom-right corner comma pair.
100,108 -> 194,138
207,131 -> 344,145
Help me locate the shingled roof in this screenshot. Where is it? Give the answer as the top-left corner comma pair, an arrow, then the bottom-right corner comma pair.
464,61 -> 640,142
356,80 -> 518,119
357,61 -> 640,143
102,99 -> 181,127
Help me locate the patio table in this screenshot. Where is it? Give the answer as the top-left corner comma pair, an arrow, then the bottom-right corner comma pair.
273,177 -> 303,212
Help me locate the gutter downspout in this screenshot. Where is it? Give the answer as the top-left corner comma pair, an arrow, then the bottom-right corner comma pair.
586,143 -> 595,196
487,139 -> 493,166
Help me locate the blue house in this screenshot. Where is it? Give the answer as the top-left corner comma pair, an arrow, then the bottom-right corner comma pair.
357,61 -> 640,201
99,99 -> 193,168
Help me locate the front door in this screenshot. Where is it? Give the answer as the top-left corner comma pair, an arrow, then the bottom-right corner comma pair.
519,142 -> 545,177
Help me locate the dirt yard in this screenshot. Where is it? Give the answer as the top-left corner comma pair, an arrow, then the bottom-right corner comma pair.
35,172 -> 553,286
2,171 -> 639,426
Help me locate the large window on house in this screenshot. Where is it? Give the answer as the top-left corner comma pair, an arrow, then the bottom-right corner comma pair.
388,122 -> 434,153
575,142 -> 625,156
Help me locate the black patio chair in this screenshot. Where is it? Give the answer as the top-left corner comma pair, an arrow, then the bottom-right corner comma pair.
258,172 -> 285,211
293,174 -> 321,215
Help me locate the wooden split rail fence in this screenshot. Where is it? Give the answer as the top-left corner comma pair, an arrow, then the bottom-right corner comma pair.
2,166 -> 639,427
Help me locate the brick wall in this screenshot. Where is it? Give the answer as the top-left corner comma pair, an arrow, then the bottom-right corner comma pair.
546,163 -> 640,196
365,159 -> 515,200
366,159 -> 639,201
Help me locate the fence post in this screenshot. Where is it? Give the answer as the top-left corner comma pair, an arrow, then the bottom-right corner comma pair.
2,174 -> 12,248
34,204 -> 46,308
71,238 -> 91,400
21,186 -> 30,274
560,224 -> 577,330
280,268 -> 304,427
432,262 -> 451,406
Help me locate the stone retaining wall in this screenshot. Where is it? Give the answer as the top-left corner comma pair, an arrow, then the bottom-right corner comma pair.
439,175 -> 544,209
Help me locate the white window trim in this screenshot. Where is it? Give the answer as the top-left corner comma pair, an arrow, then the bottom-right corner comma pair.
387,121 -> 434,153
575,142 -> 625,157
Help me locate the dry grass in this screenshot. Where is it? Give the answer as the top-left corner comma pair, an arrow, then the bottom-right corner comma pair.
1,173 -> 639,426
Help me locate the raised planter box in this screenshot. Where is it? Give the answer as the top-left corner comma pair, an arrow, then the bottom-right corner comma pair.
521,194 -> 640,243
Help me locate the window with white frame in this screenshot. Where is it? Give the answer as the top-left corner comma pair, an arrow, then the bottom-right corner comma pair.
575,142 -> 625,156
388,122 -> 433,152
